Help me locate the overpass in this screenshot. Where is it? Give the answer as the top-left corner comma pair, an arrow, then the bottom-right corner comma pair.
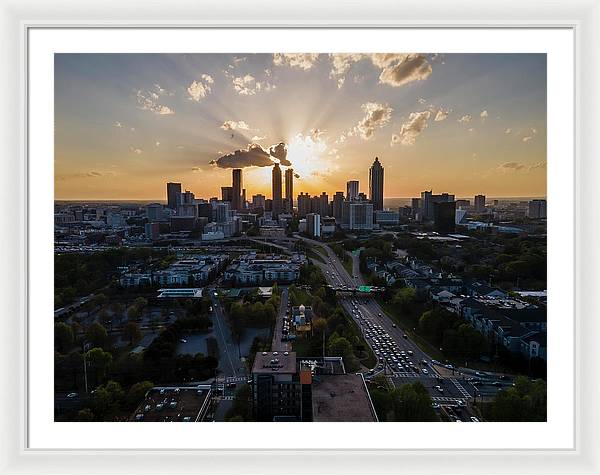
327,285 -> 385,294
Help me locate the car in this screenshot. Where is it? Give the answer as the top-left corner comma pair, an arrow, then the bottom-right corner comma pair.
403,334 -> 408,339
209,306 -> 213,312
492,381 -> 502,387
179,338 -> 187,343
66,392 -> 78,399
368,369 -> 375,374
457,400 -> 466,407
431,403 -> 440,409
407,350 -> 413,356
226,382 -> 237,389
470,417 -> 480,422
247,379 -> 253,385
422,369 -> 429,375
434,385 -> 444,393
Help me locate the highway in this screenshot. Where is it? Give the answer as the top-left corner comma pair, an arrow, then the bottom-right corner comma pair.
271,288 -> 291,351
295,235 -> 496,420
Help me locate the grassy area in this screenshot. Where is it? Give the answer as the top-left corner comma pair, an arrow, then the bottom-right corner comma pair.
341,256 -> 354,277
313,246 -> 328,257
344,311 -> 377,369
379,301 -> 447,362
306,248 -> 326,264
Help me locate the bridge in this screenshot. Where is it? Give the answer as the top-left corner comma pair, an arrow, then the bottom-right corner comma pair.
327,285 -> 385,294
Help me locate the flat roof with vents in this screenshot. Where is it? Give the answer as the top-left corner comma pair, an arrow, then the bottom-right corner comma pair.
252,351 -> 297,374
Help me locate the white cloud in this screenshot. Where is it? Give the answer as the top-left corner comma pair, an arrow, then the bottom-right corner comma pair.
522,136 -> 533,142
251,135 -> 266,141
529,161 -> 546,170
232,74 -> 275,96
310,128 -> 326,140
328,53 -> 364,88
221,120 -> 251,131
458,114 -> 472,123
504,128 -> 512,134
418,97 -> 427,104
480,110 -> 489,120
349,102 -> 393,140
390,110 -> 431,146
155,141 -> 160,147
273,53 -> 320,70
187,75 -> 214,102
498,161 -> 526,172
434,108 -> 451,122
113,121 -> 123,128
371,53 -> 433,88
129,147 -> 143,155
326,53 -> 433,89
136,90 -> 174,115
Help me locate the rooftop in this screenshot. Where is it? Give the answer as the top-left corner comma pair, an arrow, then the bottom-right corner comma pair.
311,374 -> 377,422
252,351 -> 297,374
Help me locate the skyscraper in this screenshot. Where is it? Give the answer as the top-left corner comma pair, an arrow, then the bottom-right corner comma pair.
346,180 -> 359,201
285,168 -> 294,210
528,199 -> 547,219
221,186 -> 233,202
474,194 -> 486,213
319,192 -> 329,217
232,169 -> 243,211
297,192 -> 311,218
369,156 -> 384,211
272,163 -> 283,217
166,182 -> 181,210
332,192 -> 345,222
433,201 -> 456,234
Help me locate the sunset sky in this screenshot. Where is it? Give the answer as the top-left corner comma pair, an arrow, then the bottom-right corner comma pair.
55,53 -> 546,201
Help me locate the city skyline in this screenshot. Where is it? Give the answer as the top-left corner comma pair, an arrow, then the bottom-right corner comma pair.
55,53 -> 547,200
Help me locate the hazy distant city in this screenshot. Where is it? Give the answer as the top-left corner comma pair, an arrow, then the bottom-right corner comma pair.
54,53 -> 547,423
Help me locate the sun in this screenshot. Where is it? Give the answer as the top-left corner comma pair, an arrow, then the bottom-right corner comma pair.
285,133 -> 328,180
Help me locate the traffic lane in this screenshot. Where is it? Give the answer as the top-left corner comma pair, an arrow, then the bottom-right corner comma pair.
209,291 -> 240,378
390,375 -> 465,400
356,299 -> 432,365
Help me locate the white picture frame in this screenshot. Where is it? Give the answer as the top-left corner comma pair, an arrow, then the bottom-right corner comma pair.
1,0 -> 599,473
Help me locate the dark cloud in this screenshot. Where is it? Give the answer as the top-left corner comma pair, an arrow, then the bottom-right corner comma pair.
209,142 -> 290,169
269,142 -> 291,166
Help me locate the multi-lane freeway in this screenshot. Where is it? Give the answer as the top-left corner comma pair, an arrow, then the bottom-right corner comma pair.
294,235 -> 514,420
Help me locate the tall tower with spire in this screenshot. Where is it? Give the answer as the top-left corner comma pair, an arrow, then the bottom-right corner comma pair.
369,156 -> 384,211
272,163 -> 283,217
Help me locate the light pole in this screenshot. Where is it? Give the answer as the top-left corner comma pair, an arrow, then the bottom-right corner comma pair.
82,341 -> 91,395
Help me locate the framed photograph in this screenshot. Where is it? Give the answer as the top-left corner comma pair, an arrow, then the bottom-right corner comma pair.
1,0 -> 598,474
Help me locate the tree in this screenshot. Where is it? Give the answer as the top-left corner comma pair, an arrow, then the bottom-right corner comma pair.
371,381 -> 438,422
85,322 -> 109,349
393,287 -> 416,313
54,322 -> 74,353
86,347 -> 113,385
489,376 -> 546,421
127,304 -> 141,321
327,335 -> 353,359
76,408 -> 95,422
91,380 -> 124,419
126,381 -> 154,409
123,321 -> 141,345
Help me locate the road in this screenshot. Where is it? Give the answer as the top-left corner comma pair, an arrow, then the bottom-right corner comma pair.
271,288 -> 291,351
208,288 -> 246,380
295,235 -> 494,420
